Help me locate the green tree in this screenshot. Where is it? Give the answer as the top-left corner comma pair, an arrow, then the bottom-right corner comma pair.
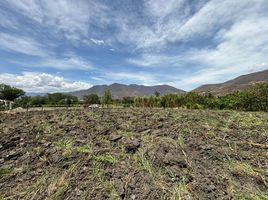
122,97 -> 134,107
155,91 -> 160,97
47,93 -> 78,105
102,90 -> 112,107
0,84 -> 25,101
83,93 -> 100,105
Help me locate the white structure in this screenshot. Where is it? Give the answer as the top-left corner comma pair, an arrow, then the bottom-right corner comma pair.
0,99 -> 13,110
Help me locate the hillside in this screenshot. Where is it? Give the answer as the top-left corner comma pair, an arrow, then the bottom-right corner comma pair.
71,83 -> 185,99
193,69 -> 268,95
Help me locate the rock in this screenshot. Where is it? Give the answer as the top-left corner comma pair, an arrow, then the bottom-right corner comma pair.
6,150 -> 22,160
43,142 -> 52,147
110,134 -> 122,142
141,129 -> 151,134
206,184 -> 216,192
125,139 -> 140,153
202,144 -> 214,151
51,153 -> 61,163
164,152 -> 188,168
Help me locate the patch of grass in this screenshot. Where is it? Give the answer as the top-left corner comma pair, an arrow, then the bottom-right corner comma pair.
234,192 -> 268,200
93,153 -> 117,165
0,168 -> 12,178
92,161 -> 105,181
227,160 -> 268,176
133,148 -> 153,175
54,138 -> 92,156
54,138 -> 74,156
47,173 -> 69,198
21,173 -> 50,199
104,180 -> 121,200
47,164 -> 77,199
39,121 -> 53,133
171,178 -> 191,200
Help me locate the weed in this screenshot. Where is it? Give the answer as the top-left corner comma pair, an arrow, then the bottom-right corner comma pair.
54,138 -> 92,156
92,161 -> 105,181
93,154 -> 117,165
133,148 -> 153,175
227,160 -> 268,176
176,134 -> 184,148
39,121 -> 53,133
54,138 -> 74,156
104,180 -> 121,200
171,178 -> 191,200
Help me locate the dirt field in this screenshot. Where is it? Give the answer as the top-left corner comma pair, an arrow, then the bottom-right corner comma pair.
0,108 -> 267,200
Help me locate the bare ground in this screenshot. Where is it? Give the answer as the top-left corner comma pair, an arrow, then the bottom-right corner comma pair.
0,108 -> 267,200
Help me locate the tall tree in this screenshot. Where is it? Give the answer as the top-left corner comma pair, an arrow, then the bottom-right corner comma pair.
102,90 -> 112,107
0,84 -> 25,101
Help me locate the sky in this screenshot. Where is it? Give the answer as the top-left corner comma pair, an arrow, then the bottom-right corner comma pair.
0,0 -> 268,93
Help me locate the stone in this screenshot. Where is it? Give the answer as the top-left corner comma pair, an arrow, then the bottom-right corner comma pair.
125,139 -> 140,153
110,134 -> 122,142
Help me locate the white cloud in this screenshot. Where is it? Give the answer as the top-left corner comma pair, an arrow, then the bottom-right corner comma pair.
39,55 -> 93,70
127,54 -> 183,67
144,0 -> 186,18
90,38 -> 105,46
0,32 -> 93,70
4,0 -> 110,40
0,33 -> 47,56
103,72 -> 160,86
113,0 -> 267,50
0,72 -> 92,93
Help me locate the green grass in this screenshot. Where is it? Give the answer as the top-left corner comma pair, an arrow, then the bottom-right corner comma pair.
54,138 -> 92,156
0,168 -> 12,178
39,121 -> 53,133
227,160 -> 268,176
93,154 -> 117,165
171,178 -> 191,200
133,148 -> 153,175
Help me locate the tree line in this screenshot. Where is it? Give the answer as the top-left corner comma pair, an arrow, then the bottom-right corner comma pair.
1,83 -> 267,111
132,83 -> 268,112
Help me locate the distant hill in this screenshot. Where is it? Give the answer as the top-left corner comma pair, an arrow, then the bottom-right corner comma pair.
193,69 -> 268,95
26,92 -> 47,97
71,83 -> 185,99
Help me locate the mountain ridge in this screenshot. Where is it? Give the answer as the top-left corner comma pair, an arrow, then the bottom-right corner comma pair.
193,69 -> 268,95
71,83 -> 185,99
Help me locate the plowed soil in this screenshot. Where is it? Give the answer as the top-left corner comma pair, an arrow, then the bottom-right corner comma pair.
0,108 -> 267,200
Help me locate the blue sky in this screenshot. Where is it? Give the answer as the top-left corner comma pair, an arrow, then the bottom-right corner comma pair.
0,0 -> 268,93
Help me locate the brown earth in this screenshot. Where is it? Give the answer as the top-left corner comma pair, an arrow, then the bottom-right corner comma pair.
0,108 -> 267,200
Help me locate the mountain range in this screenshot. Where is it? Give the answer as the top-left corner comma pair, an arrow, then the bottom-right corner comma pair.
71,83 -> 185,99
193,69 -> 268,95
25,69 -> 268,98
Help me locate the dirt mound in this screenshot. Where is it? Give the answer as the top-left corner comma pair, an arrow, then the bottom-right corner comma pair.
0,108 -> 267,199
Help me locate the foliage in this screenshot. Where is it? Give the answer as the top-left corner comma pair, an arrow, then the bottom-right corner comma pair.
15,93 -> 78,107
122,96 -> 134,107
133,83 -> 268,112
102,89 -> 112,106
83,93 -> 100,105
0,84 -> 25,101
10,83 -> 268,112
48,93 -> 78,105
